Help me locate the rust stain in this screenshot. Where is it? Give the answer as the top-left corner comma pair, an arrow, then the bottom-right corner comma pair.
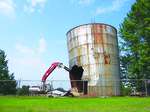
77,56 -> 81,65
104,72 -> 110,78
92,24 -> 103,44
94,33 -> 103,44
77,47 -> 81,65
91,24 -> 104,81
86,44 -> 90,79
104,52 -> 111,64
104,24 -> 107,31
106,86 -> 113,96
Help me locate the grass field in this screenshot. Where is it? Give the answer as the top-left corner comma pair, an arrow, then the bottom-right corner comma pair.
0,96 -> 150,112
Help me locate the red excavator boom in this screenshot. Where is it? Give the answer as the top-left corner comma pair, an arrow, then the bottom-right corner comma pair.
42,62 -> 60,82
42,62 -> 70,82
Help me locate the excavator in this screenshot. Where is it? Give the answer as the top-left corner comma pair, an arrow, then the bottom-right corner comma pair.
29,62 -> 87,96
41,62 -> 70,92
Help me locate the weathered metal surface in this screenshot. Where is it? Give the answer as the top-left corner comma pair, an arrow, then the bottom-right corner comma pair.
67,23 -> 120,96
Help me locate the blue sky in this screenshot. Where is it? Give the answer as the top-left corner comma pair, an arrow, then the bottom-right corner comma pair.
0,0 -> 135,81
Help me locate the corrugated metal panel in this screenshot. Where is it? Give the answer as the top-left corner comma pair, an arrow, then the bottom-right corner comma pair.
67,23 -> 120,96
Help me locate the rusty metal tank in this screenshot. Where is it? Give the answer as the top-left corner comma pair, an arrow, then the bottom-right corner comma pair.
66,23 -> 120,96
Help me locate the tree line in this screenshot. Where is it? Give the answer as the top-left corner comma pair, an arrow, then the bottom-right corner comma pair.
119,0 -> 150,95
0,50 -> 30,95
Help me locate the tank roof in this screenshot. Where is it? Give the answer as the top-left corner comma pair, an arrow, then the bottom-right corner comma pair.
66,23 -> 117,35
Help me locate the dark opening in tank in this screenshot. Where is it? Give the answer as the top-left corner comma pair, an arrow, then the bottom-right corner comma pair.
69,65 -> 88,94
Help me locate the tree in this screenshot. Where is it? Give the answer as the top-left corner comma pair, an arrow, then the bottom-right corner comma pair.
119,0 -> 150,93
17,85 -> 29,96
0,49 -> 17,95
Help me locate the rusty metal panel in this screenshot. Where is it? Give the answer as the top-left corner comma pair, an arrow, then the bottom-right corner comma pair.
67,23 -> 120,96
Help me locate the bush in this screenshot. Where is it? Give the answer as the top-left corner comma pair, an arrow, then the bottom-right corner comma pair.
0,80 -> 17,95
120,83 -> 132,96
17,85 -> 29,96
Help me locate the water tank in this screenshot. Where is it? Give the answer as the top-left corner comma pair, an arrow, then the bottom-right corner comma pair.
66,23 -> 120,96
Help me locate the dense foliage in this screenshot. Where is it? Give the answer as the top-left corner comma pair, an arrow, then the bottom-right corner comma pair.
119,0 -> 150,93
17,85 -> 29,95
0,49 -> 17,95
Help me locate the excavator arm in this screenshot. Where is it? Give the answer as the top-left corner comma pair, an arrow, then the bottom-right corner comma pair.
42,62 -> 70,82
41,62 -> 70,92
42,62 -> 59,82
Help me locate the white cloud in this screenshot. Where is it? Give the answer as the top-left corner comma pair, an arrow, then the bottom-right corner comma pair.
24,0 -> 47,13
15,37 -> 47,54
0,0 -> 15,17
38,37 -> 46,53
71,0 -> 94,6
9,37 -> 47,80
14,37 -> 47,59
95,0 -> 129,15
78,0 -> 94,5
15,43 -> 34,55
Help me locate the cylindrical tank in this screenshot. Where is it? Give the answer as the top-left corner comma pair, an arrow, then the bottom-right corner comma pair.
66,23 -> 120,96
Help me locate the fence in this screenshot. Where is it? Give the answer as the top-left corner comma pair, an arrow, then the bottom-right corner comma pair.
0,79 -> 150,97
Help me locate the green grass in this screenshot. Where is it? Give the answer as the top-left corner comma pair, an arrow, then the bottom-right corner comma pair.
0,96 -> 150,112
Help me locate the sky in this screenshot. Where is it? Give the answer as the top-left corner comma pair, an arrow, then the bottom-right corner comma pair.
0,0 -> 135,81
